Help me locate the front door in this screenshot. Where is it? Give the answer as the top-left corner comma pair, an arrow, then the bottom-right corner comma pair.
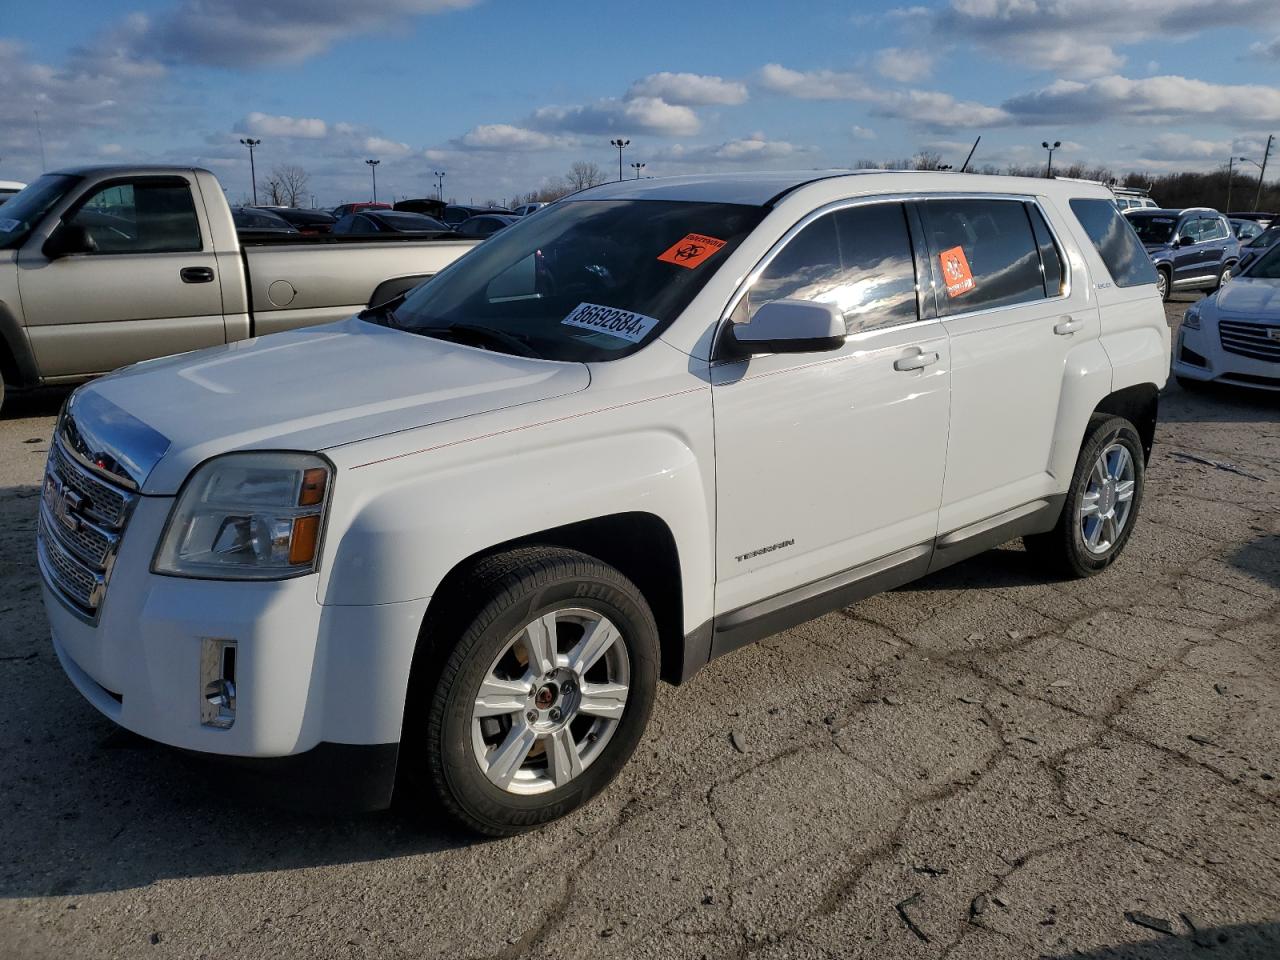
17,175 -> 226,379
712,200 -> 951,621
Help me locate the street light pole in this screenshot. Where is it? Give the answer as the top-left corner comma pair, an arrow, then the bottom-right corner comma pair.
1255,134 -> 1274,211
1226,156 -> 1235,213
433,170 -> 446,201
610,139 -> 630,182
630,161 -> 646,179
239,138 -> 261,205
1042,140 -> 1061,178
365,159 -> 380,203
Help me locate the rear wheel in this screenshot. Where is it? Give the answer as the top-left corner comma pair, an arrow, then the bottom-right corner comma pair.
1156,267 -> 1171,301
414,547 -> 659,836
1025,416 -> 1145,578
1215,263 -> 1233,290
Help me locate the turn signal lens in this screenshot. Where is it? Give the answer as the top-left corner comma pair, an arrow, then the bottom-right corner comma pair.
299,468 -> 328,506
288,515 -> 321,565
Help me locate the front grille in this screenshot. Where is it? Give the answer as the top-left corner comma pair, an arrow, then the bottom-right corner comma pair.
1219,319 -> 1280,363
36,439 -> 136,618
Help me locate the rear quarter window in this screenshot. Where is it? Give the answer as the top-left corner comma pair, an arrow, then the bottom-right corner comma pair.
1070,199 -> 1158,288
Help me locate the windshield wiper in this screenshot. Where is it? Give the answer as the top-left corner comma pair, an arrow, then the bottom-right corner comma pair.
358,291 -> 409,328
419,323 -> 543,359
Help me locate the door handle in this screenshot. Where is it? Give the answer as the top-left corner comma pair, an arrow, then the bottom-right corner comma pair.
893,350 -> 940,372
1054,315 -> 1083,336
181,266 -> 215,283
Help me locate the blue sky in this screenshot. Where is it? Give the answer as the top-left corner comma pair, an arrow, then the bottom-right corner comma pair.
3,0 -> 1279,205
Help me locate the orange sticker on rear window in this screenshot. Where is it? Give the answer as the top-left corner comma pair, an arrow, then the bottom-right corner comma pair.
658,233 -> 727,269
939,245 -> 975,297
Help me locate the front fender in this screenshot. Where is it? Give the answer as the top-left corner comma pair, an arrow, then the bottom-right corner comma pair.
316,383 -> 715,637
1046,339 -> 1114,483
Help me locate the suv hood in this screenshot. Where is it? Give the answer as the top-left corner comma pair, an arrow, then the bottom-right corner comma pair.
75,317 -> 590,494
1214,276 -> 1280,319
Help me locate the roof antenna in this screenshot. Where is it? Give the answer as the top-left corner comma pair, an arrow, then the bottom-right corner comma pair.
959,136 -> 980,173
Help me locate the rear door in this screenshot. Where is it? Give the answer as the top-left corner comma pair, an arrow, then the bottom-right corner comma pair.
918,195 -> 1095,534
17,175 -> 225,378
1172,218 -> 1212,286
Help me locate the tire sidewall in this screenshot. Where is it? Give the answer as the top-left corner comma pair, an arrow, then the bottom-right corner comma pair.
1064,419 -> 1145,574
430,569 -> 658,834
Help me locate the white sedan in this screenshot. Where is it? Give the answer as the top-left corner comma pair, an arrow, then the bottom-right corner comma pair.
1174,243 -> 1280,392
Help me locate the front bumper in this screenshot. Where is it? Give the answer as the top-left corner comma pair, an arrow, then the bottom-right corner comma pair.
42,494 -> 430,775
1172,321 -> 1280,391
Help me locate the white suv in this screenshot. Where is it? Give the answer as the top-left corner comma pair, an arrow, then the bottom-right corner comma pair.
39,172 -> 1169,833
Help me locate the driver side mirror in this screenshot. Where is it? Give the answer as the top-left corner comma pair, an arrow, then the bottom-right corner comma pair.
43,220 -> 97,260
721,299 -> 846,358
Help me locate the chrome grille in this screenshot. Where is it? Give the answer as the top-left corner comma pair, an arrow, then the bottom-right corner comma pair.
36,438 -> 136,618
1219,319 -> 1280,363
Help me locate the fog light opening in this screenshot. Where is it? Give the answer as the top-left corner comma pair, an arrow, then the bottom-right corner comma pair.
200,637 -> 237,729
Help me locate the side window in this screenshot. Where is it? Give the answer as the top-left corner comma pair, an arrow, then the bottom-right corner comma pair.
745,203 -> 919,334
1180,219 -> 1204,243
1026,203 -> 1065,297
922,199 -> 1045,314
68,180 -> 201,254
1068,198 -> 1159,288
1210,218 -> 1230,241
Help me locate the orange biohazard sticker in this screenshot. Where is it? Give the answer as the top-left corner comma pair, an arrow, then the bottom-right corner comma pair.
939,245 -> 975,298
658,233 -> 727,269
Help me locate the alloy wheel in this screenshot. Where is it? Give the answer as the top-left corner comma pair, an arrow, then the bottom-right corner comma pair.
1079,442 -> 1136,555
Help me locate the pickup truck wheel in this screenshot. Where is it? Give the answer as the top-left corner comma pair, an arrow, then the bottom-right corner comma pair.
419,547 -> 659,836
1156,268 -> 1171,301
1025,416 -> 1145,579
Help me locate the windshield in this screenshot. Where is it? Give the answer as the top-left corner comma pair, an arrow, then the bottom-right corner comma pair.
377,198 -> 766,361
0,174 -> 80,250
1246,225 -> 1280,249
1125,215 -> 1177,245
1243,244 -> 1280,279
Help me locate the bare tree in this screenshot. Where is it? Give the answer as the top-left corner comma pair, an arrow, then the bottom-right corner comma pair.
567,161 -> 605,192
262,164 -> 310,207
911,151 -> 945,171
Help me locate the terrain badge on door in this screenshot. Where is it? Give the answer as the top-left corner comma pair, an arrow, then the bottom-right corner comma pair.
939,245 -> 975,298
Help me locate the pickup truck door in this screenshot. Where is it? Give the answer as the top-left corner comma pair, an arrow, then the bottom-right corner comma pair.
919,196 -> 1097,535
710,201 -> 950,642
16,175 -> 226,379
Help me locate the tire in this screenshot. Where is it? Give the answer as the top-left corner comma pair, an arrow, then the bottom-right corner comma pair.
1156,267 -> 1171,301
1214,263 -> 1233,290
1025,415 -> 1146,579
413,547 -> 659,836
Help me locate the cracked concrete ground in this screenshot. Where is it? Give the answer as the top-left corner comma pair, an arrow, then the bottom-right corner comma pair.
1,296 -> 1278,959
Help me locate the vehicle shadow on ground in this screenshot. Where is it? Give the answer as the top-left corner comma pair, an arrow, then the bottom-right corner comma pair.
0,386 -> 70,421
899,542 -> 1056,593
1159,380 -> 1280,425
1228,534 -> 1280,590
1046,920 -> 1280,958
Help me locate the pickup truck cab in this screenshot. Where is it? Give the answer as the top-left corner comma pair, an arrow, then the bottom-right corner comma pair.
0,167 -> 479,410
39,171 -> 1169,833
1125,207 -> 1239,301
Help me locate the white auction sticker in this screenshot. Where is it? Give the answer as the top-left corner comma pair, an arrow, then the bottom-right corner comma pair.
561,302 -> 660,344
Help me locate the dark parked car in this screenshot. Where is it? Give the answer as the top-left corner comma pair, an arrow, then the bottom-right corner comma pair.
1227,211 -> 1276,230
1229,218 -> 1264,242
331,201 -> 392,218
1236,224 -> 1280,273
455,214 -> 519,239
394,198 -> 448,219
231,206 -> 300,236
440,204 -> 512,226
256,207 -> 337,234
1124,207 -> 1240,300
332,210 -> 453,236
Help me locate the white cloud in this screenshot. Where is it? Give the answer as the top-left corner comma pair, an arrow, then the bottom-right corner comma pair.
851,125 -> 877,140
363,136 -> 411,157
531,96 -> 700,136
657,133 -> 813,164
757,63 -> 866,99
239,112 -> 327,138
130,0 -> 482,67
1004,75 -> 1280,127
1129,132 -> 1268,163
97,143 -> 125,156
626,72 -> 748,106
873,48 -> 934,84
456,124 -> 571,151
1250,37 -> 1280,61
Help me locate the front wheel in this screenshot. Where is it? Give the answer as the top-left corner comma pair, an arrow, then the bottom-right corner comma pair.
416,547 -> 659,836
1215,263 -> 1233,290
1025,416 -> 1146,578
1156,268 -> 1171,301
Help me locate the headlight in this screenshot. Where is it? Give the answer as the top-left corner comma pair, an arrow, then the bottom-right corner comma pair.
154,452 -> 332,580
1183,303 -> 1201,330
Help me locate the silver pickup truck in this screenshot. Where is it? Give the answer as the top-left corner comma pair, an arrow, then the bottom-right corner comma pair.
0,165 -> 480,411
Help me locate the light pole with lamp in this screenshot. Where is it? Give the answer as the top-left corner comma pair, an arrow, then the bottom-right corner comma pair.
365,159 -> 380,203
239,138 -> 261,205
630,161 -> 646,179
433,170 -> 446,201
1042,140 -> 1061,178
610,139 -> 630,182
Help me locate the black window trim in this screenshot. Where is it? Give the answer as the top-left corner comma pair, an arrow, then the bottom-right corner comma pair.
55,174 -> 206,255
